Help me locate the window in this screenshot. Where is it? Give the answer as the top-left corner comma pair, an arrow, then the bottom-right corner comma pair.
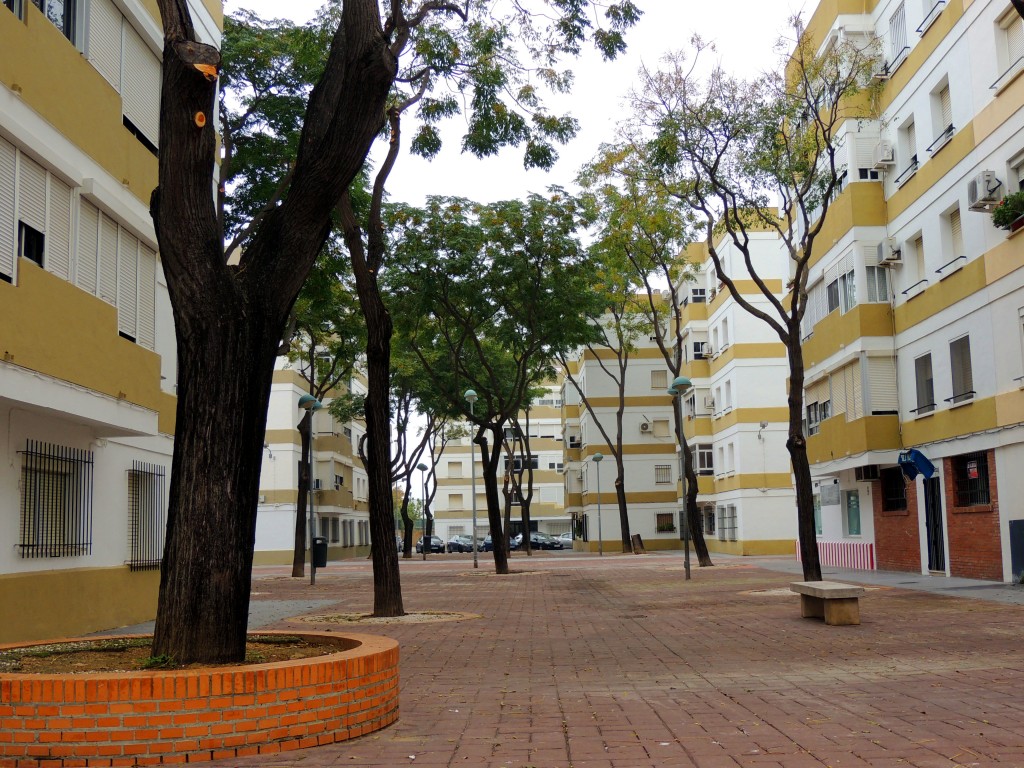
4,0 -> 24,17
702,506 -> 715,535
652,419 -> 670,437
33,0 -> 78,44
953,451 -> 990,506
950,208 -> 964,259
18,440 -> 94,558
504,456 -> 538,471
651,370 -> 668,389
697,444 -> 713,475
449,493 -> 463,509
949,335 -> 974,404
330,517 -> 340,543
839,265 -> 856,314
806,402 -> 821,435
127,461 -> 166,570
655,513 -> 675,533
827,278 -> 840,313
996,7 -> 1024,87
654,464 -> 672,484
895,120 -> 919,186
880,467 -> 907,511
447,460 -> 463,478
844,490 -> 862,536
889,2 -> 909,66
18,222 -> 44,266
914,353 -> 935,414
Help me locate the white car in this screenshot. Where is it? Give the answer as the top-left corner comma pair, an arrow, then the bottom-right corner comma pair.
558,532 -> 573,547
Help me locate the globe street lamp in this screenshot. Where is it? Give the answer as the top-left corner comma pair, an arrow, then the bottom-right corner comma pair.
592,452 -> 604,556
465,389 -> 479,569
416,462 -> 429,561
667,376 -> 693,581
298,394 -> 323,586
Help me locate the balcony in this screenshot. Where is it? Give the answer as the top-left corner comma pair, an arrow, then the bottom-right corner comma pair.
806,413 -> 901,465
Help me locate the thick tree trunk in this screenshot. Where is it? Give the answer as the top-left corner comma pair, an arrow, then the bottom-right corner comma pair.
291,411 -> 311,577
480,429 -> 510,574
153,306 -> 284,663
787,340 -> 821,581
683,438 -> 713,567
614,473 -> 630,553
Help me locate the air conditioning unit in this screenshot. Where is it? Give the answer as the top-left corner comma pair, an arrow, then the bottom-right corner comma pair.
855,464 -> 880,481
872,140 -> 895,169
639,421 -> 652,433
877,239 -> 902,266
701,342 -> 713,357
967,170 -> 1001,212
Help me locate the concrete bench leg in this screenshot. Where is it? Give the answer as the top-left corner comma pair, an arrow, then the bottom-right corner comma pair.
823,598 -> 860,626
800,594 -> 824,619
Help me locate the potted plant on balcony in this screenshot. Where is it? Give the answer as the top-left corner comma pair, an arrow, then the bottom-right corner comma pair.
992,190 -> 1024,232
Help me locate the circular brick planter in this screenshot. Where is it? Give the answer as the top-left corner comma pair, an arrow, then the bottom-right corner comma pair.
0,631 -> 398,766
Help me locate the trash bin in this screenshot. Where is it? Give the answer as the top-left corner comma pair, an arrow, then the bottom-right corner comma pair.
312,536 -> 328,568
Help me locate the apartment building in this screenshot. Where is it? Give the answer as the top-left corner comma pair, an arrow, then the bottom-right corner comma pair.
254,366 -> 371,563
798,0 -> 1024,580
431,383 -> 569,543
0,0 -> 219,641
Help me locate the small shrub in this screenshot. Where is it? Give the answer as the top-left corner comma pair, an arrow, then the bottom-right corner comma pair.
991,190 -> 1024,229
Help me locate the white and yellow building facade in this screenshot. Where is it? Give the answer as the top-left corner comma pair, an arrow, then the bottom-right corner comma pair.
0,0 -> 219,641
798,0 -> 1024,581
254,365 -> 372,563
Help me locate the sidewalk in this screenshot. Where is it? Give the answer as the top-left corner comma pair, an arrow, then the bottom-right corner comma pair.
200,551 -> 1024,767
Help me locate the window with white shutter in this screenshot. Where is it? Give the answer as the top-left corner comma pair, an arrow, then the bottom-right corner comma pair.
46,177 -> 72,281
18,155 -> 47,234
87,0 -> 122,90
950,208 -> 963,257
0,137 -> 15,281
137,245 -> 157,349
76,200 -> 99,295
121,23 -> 161,151
118,229 -> 139,340
949,336 -> 974,404
98,215 -> 118,305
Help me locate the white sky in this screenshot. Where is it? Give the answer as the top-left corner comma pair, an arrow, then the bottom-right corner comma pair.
224,1 -> 804,204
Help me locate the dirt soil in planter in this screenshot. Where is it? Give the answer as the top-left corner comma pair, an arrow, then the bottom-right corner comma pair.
0,634 -> 355,675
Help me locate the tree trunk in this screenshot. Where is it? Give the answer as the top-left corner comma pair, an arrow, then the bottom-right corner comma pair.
152,305 -> 284,663
787,339 -> 821,581
614,473 -> 630,553
291,410 -> 311,577
479,429 -> 510,574
683,438 -> 713,567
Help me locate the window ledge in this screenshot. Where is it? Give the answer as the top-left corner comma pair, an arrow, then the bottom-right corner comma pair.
951,503 -> 993,514
992,57 -> 1024,94
947,396 -> 974,409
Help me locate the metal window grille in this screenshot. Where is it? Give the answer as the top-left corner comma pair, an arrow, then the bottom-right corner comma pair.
654,464 -> 672,484
954,451 -> 990,506
128,461 -> 166,570
19,440 -> 94,558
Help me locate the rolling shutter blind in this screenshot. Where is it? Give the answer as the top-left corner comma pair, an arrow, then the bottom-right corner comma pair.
87,0 -> 122,90
118,229 -> 139,338
0,137 -> 15,279
939,86 -> 952,129
950,209 -> 963,256
77,200 -> 99,295
831,367 -> 847,417
137,245 -> 157,349
907,122 -> 917,159
1008,15 -> 1024,66
47,177 -> 72,280
98,215 -> 118,305
856,136 -> 875,172
121,24 -> 161,147
848,360 -> 864,420
868,357 -> 898,412
18,156 -> 47,233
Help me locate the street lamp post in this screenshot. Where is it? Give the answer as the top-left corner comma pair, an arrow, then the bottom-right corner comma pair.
417,462 -> 429,561
667,376 -> 693,581
592,452 -> 604,556
465,390 -> 479,568
298,394 -> 323,586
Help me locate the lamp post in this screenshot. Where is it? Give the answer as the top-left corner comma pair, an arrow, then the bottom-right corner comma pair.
464,390 -> 479,568
667,376 -> 693,581
592,452 -> 604,556
416,462 -> 429,561
298,394 -> 323,586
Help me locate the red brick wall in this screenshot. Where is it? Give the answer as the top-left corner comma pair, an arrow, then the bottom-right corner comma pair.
944,451 -> 1002,581
0,631 -> 399,767
873,476 -> 921,573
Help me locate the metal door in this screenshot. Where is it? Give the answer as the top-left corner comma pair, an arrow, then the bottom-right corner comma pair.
924,476 -> 945,572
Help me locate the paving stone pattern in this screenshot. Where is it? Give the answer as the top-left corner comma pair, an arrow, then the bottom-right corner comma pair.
203,554 -> 1024,767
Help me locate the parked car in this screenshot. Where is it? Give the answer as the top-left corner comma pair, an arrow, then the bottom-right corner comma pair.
529,531 -> 563,550
558,532 -> 573,547
415,535 -> 445,554
447,535 -> 474,553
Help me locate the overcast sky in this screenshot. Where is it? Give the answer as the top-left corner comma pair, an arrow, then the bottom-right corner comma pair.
224,1 -> 803,205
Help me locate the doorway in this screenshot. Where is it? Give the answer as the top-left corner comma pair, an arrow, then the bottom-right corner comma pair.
923,476 -> 945,572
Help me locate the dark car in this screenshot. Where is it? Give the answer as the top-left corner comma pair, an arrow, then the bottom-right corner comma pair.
447,535 -> 474,553
415,535 -> 445,554
529,532 -> 563,550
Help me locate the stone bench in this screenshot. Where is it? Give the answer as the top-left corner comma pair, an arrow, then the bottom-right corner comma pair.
790,580 -> 865,626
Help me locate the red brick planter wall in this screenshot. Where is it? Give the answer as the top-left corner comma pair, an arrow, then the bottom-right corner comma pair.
0,631 -> 398,767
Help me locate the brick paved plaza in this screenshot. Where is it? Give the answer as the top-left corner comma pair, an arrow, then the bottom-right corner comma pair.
208,552 -> 1024,767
